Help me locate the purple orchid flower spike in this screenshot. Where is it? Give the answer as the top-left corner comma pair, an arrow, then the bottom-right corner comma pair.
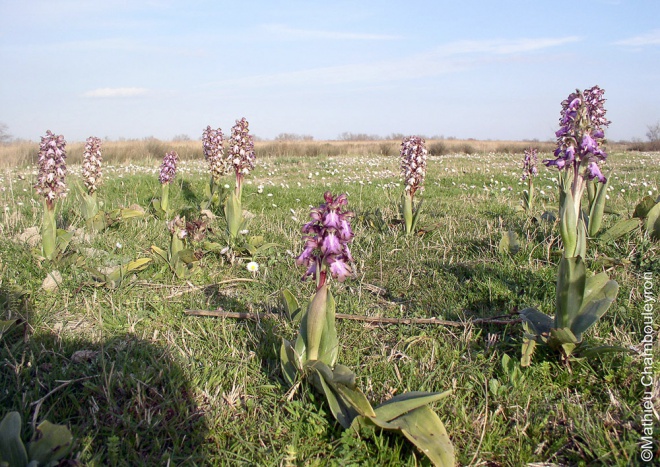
297,191 -> 355,288
35,130 -> 67,209
159,151 -> 179,185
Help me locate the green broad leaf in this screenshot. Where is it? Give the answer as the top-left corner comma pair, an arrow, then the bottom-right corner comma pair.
519,307 -> 553,336
225,191 -> 243,239
103,258 -> 153,282
90,212 -> 108,231
572,277 -> 618,340
373,391 -> 452,423
521,336 -> 537,367
293,332 -> 306,367
599,218 -> 640,243
644,201 -> 660,240
377,405 -> 455,467
177,249 -> 198,265
117,208 -> 145,219
498,230 -> 520,255
280,339 -> 299,387
588,172 -> 611,237
41,207 -> 57,261
308,363 -> 359,429
202,242 -> 225,253
633,196 -> 657,219
280,289 -> 301,322
577,345 -> 632,359
27,420 -> 73,465
555,257 -> 586,330
0,411 -> 28,467
331,364 -> 356,388
592,255 -> 631,269
150,245 -> 169,263
576,218 -> 587,260
317,288 -> 338,367
603,205 -> 619,215
299,288 -> 324,361
124,257 -> 152,273
410,197 -> 424,233
586,179 -> 596,204
402,193 -> 413,235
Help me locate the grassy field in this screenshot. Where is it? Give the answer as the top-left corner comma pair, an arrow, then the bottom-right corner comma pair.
1,143 -> 659,465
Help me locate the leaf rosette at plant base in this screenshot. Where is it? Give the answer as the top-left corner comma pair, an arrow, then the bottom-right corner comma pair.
519,256 -> 621,366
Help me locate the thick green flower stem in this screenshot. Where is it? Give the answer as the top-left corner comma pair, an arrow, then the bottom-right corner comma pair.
403,192 -> 414,235
527,179 -> 534,213
161,183 -> 170,213
560,170 -> 587,258
42,202 -> 57,260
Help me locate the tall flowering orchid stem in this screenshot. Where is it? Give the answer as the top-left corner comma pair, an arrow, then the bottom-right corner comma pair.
80,136 -> 103,222
35,131 -> 67,260
544,86 -> 610,258
521,148 -> 538,214
82,137 -> 103,195
224,118 -> 255,239
157,150 -> 179,216
228,117 -> 255,198
202,126 -> 230,208
400,136 -> 427,235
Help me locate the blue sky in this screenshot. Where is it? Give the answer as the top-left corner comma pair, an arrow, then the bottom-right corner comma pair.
1,0 -> 659,142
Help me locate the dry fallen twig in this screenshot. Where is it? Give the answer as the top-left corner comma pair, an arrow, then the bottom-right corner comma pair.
184,308 -> 521,327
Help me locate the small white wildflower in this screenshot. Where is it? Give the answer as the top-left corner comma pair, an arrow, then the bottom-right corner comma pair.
246,261 -> 259,273
224,184 -> 231,189
239,229 -> 249,235
116,242 -> 122,249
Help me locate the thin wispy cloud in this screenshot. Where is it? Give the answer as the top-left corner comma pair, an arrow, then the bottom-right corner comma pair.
614,29 -> 660,47
205,35 -> 579,90
434,36 -> 582,56
262,24 -> 401,41
82,87 -> 149,98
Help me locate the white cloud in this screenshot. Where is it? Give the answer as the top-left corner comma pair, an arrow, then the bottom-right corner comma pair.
614,29 -> 660,47
82,87 -> 149,98
262,24 -> 401,41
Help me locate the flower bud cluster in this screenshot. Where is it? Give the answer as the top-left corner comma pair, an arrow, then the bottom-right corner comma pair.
202,126 -> 231,180
228,118 -> 256,176
82,136 -> 103,194
296,192 -> 354,283
159,150 -> 179,184
400,136 -> 427,197
167,215 -> 188,240
521,147 -> 538,181
35,130 -> 67,206
544,85 -> 610,183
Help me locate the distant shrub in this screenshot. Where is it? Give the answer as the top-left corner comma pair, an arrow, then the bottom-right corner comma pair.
458,143 -> 475,154
627,140 -> 660,151
379,141 -> 396,157
428,141 -> 448,156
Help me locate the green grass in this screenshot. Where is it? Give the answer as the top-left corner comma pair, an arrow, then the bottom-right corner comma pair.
1,150 -> 659,465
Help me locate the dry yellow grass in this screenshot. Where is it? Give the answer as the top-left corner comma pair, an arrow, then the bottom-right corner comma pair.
0,137 -> 633,168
